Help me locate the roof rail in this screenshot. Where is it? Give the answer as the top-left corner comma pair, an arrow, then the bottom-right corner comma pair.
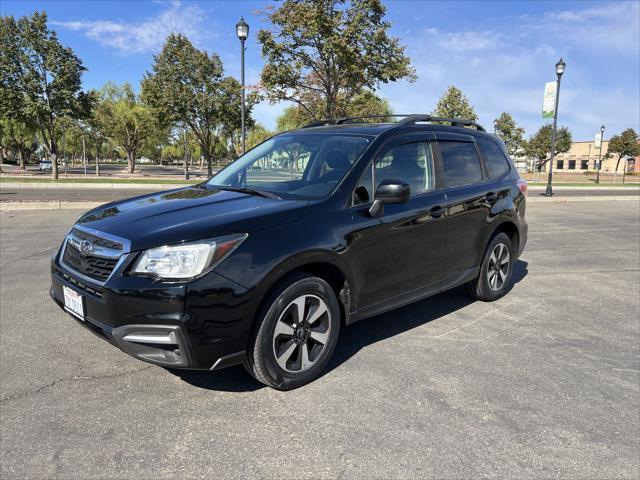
301,114 -> 486,131
397,114 -> 486,131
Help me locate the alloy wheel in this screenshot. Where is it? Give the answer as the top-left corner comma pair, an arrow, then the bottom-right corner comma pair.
272,294 -> 331,373
487,242 -> 510,291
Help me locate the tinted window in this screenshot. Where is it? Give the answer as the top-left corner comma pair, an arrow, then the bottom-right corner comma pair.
568,160 -> 576,170
439,141 -> 483,187
374,141 -> 434,196
477,138 -> 512,179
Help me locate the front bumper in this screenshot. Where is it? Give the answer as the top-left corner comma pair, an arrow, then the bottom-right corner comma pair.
50,252 -> 255,370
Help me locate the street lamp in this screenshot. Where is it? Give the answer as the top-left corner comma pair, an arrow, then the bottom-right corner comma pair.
545,57 -> 566,197
236,16 -> 249,156
595,124 -> 605,184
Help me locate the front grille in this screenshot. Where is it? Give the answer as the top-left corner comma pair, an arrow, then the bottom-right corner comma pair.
72,228 -> 123,251
62,241 -> 119,282
57,270 -> 104,299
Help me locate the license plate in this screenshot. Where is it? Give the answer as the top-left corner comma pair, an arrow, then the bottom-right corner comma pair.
63,285 -> 85,320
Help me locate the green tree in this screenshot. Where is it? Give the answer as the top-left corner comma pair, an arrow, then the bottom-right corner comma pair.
432,86 -> 478,122
494,112 -> 525,156
524,124 -> 572,171
247,124 -> 273,150
0,12 -> 91,179
0,118 -> 37,168
142,34 -> 254,176
607,128 -> 640,183
258,0 -> 415,120
275,89 -> 392,131
101,83 -> 155,173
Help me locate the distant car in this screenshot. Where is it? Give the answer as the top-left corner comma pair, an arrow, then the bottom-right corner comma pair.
50,114 -> 528,390
39,160 -> 52,172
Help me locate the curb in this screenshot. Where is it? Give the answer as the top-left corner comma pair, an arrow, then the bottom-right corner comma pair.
0,201 -> 104,211
0,182 -> 186,190
2,196 -> 638,211
526,196 -> 639,203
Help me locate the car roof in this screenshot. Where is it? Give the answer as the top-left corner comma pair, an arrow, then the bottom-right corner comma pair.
292,122 -> 494,139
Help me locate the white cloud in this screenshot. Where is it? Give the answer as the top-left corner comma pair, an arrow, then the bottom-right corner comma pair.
52,1 -> 210,55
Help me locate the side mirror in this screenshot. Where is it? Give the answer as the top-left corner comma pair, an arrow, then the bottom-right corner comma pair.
368,180 -> 410,217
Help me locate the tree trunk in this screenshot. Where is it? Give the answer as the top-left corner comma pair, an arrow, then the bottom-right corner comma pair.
95,153 -> 100,177
51,152 -> 59,180
18,149 -> 25,169
127,151 -> 135,174
206,154 -> 213,177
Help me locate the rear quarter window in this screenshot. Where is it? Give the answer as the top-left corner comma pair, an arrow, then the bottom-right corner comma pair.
438,141 -> 483,188
477,137 -> 512,179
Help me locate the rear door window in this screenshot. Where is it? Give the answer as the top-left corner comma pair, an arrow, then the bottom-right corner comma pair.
438,141 -> 483,188
477,138 -> 512,179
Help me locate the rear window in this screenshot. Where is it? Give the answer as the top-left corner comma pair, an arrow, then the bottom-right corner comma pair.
438,141 -> 483,188
477,138 -> 512,179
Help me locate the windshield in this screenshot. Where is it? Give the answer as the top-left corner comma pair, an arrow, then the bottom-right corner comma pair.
206,133 -> 373,199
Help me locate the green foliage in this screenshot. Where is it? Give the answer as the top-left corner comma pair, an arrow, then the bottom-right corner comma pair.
247,124 -> 273,150
275,89 -> 392,131
258,0 -> 415,119
523,124 -> 572,170
607,128 -> 640,173
0,118 -> 37,168
99,83 -> 156,173
142,34 -> 257,176
432,86 -> 478,122
493,112 -> 525,156
0,12 -> 91,178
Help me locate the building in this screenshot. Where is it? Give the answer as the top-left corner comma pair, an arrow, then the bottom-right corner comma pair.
540,140 -> 639,174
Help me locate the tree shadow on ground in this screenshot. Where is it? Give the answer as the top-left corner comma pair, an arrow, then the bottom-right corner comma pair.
169,260 -> 528,392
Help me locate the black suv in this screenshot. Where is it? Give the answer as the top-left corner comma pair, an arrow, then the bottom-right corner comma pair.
50,115 -> 528,390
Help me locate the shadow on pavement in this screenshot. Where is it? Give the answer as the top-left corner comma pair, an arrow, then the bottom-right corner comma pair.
169,260 -> 528,392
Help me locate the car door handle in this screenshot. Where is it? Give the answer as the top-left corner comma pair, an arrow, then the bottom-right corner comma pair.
485,192 -> 498,203
429,205 -> 445,218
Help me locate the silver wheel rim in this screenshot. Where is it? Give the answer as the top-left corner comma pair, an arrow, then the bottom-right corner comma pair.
487,243 -> 510,291
272,294 -> 331,373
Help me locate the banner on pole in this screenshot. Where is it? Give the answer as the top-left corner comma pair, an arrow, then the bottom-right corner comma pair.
595,132 -> 602,148
542,81 -> 556,118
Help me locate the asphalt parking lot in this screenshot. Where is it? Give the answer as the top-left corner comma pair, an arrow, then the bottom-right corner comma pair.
1,200 -> 639,479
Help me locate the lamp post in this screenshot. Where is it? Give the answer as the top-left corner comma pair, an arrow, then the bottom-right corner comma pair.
595,124 -> 605,184
545,57 -> 566,197
236,17 -> 249,155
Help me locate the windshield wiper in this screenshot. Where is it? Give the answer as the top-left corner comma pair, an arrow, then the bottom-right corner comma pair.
214,186 -> 281,199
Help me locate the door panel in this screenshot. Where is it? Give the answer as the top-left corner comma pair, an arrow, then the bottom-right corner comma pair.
353,135 -> 447,310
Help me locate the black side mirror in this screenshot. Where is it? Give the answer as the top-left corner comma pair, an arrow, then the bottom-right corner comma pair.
368,180 -> 410,217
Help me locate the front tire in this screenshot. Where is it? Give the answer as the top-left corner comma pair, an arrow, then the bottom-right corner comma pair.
247,273 -> 341,390
465,232 -> 514,301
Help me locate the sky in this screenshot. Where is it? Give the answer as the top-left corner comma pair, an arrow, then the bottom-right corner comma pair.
2,0 -> 639,140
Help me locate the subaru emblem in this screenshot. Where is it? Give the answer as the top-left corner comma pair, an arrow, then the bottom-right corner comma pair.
79,239 -> 94,256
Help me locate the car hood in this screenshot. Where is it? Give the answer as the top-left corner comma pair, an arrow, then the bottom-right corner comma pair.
75,185 -> 307,252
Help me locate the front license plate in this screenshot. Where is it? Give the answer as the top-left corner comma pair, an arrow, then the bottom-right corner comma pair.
63,285 -> 85,320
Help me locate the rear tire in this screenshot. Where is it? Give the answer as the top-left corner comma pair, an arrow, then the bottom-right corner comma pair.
246,273 -> 341,390
465,232 -> 514,302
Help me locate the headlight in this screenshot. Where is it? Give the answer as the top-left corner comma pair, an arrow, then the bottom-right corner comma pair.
132,233 -> 247,279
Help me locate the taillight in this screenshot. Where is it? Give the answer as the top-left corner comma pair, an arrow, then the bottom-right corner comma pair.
517,179 -> 528,197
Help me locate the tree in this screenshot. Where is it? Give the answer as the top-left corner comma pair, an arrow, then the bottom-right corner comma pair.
606,128 -> 640,183
142,34 -> 255,176
523,124 -> 572,171
432,86 -> 478,121
247,124 -> 273,150
0,12 -> 91,179
494,112 -> 525,156
257,0 -> 415,120
0,118 -> 37,169
275,89 -> 392,131
101,83 -> 155,173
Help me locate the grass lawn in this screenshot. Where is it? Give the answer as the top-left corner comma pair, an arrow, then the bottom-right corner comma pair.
527,182 -> 639,187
